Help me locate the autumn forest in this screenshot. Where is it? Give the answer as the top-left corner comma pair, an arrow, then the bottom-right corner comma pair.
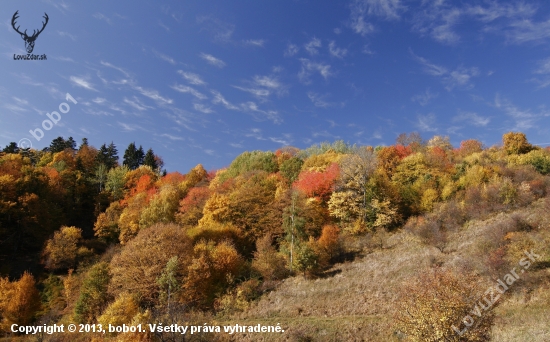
1,132 -> 550,341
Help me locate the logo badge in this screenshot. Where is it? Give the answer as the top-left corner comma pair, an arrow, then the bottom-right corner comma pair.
12,10 -> 49,54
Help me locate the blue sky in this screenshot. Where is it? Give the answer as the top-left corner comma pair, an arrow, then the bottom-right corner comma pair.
1,0 -> 550,172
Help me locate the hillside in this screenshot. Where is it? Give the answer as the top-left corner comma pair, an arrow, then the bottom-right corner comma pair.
221,198 -> 550,341
1,132 -> 550,341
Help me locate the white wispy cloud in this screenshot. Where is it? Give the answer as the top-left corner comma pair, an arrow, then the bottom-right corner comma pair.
305,37 -> 322,55
328,41 -> 347,58
412,88 -> 438,106
532,57 -> 550,88
284,43 -> 299,57
134,86 -> 173,105
413,1 -> 537,45
70,76 -> 97,91
234,75 -> 286,99
307,92 -> 333,108
447,66 -> 480,90
240,102 -> 282,124
416,113 -> 438,132
93,13 -> 112,25
411,51 -> 479,90
100,61 -> 130,78
55,56 -> 75,62
245,128 -> 266,140
244,39 -> 265,47
535,57 -> 550,75
124,96 -> 153,111
200,53 -> 226,68
82,108 -> 113,116
57,31 -> 76,40
362,0 -> 405,20
269,133 -> 292,145
194,103 -> 214,114
253,75 -> 282,90
171,84 -> 207,100
163,108 -> 197,131
177,71 -> 206,86
196,16 -> 234,42
453,111 -> 490,127
299,59 -> 333,84
153,50 -> 176,65
211,90 -> 238,110
411,51 -> 447,76
233,86 -> 270,97
4,103 -> 28,113
349,1 -> 375,36
160,133 -> 184,141
118,122 -> 144,132
349,0 -> 405,36
158,21 -> 170,32
494,94 -> 549,131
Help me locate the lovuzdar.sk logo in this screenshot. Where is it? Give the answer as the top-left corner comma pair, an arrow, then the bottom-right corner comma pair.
12,10 -> 48,60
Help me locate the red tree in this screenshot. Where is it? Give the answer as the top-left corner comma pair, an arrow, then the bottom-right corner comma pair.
293,163 -> 340,201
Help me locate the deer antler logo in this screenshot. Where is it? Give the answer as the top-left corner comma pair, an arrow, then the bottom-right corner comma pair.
12,11 -> 49,54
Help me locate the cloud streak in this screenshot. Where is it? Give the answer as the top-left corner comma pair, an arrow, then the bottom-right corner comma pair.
200,53 -> 226,68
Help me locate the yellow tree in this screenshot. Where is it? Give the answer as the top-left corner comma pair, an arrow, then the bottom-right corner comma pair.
43,226 -> 85,270
503,132 -> 533,155
0,272 -> 41,330
182,240 -> 244,309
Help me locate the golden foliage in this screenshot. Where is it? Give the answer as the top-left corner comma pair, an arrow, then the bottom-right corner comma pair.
251,234 -> 288,281
420,188 -> 439,212
94,201 -> 123,241
301,151 -> 343,172
198,192 -> 231,226
97,293 -> 139,328
109,223 -> 192,305
395,268 -> 494,342
43,226 -> 84,270
0,272 -> 40,330
503,131 -> 533,155
118,192 -> 147,244
182,240 -> 244,309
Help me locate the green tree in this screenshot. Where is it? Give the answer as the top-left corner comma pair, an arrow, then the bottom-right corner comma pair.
106,165 -> 129,200
139,185 -> 180,229
157,256 -> 180,314
74,262 -> 111,323
283,191 -> 306,272
280,157 -> 304,185
94,163 -> 108,192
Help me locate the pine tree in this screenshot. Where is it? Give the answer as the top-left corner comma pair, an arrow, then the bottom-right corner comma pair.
106,142 -> 119,168
3,142 -> 18,153
143,148 -> 158,170
80,138 -> 89,149
66,137 -> 77,150
49,137 -> 68,153
123,143 -> 145,170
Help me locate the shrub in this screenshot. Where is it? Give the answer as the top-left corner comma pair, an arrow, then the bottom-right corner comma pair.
394,268 -> 494,342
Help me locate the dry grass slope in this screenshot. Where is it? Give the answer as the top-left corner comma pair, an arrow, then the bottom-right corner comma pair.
219,198 -> 550,342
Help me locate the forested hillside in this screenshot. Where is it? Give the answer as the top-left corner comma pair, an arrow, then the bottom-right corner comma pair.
1,132 -> 549,341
